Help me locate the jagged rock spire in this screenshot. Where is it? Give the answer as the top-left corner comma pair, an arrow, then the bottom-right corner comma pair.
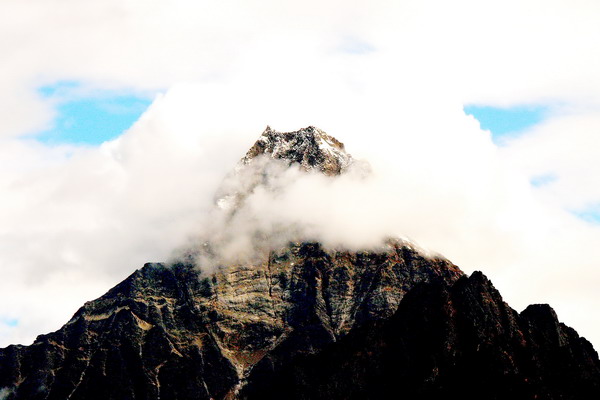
215,126 -> 356,211
242,126 -> 353,176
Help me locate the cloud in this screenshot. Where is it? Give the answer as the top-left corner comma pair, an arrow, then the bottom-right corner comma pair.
500,112 -> 600,210
2,0 -> 600,139
0,0 -> 600,352
0,87 -> 256,346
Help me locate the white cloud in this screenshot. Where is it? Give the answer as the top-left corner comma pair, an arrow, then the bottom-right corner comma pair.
500,112 -> 600,210
1,0 -> 600,351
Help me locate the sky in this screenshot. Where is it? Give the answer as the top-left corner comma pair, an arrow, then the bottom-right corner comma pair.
1,0 -> 600,349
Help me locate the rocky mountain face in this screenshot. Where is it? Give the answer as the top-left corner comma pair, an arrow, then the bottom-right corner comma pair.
1,127 -> 599,399
214,126 -> 358,212
0,243 -> 462,400
242,272 -> 600,400
242,125 -> 353,176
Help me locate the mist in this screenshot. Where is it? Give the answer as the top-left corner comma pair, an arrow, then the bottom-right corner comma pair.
1,0 -> 600,352
2,79 -> 600,351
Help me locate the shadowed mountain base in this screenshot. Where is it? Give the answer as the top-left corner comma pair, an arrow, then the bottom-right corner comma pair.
241,272 -> 600,400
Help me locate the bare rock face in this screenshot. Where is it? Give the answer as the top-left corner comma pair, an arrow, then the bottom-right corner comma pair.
215,126 -> 359,212
241,272 -> 600,400
0,242 -> 462,400
242,126 -> 353,176
1,126 -> 599,399
0,263 -> 239,400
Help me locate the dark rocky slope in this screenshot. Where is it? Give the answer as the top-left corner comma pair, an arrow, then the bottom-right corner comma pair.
0,242 -> 463,399
241,272 -> 600,400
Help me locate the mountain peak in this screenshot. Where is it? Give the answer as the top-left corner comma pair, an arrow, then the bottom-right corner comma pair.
242,126 -> 352,176
2,126 -> 600,399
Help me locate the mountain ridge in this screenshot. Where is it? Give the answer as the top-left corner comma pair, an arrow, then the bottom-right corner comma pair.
242,125 -> 353,176
1,126 -> 598,399
0,241 -> 465,399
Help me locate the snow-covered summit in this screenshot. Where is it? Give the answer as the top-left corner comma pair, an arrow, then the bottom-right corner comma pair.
242,126 -> 353,176
215,126 -> 357,211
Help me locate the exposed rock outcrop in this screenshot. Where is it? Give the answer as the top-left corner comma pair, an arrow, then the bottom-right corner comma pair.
215,126 -> 358,212
242,126 -> 353,176
241,272 -> 600,400
0,242 -> 462,399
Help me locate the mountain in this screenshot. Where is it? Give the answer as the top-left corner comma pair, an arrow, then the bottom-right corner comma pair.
1,127 -> 599,400
214,125 -> 360,212
244,272 -> 600,400
242,125 -> 353,175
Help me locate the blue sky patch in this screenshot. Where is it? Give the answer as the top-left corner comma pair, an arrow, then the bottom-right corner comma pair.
464,105 -> 548,143
38,80 -> 81,97
0,317 -> 18,327
530,173 -> 557,188
37,82 -> 153,145
572,206 -> 600,225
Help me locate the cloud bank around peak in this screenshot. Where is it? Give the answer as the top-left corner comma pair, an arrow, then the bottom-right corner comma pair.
2,76 -> 600,349
1,0 -> 600,351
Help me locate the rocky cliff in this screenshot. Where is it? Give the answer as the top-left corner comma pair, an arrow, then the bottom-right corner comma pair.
0,242 -> 463,399
242,125 -> 352,176
0,127 -> 599,399
241,271 -> 600,400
